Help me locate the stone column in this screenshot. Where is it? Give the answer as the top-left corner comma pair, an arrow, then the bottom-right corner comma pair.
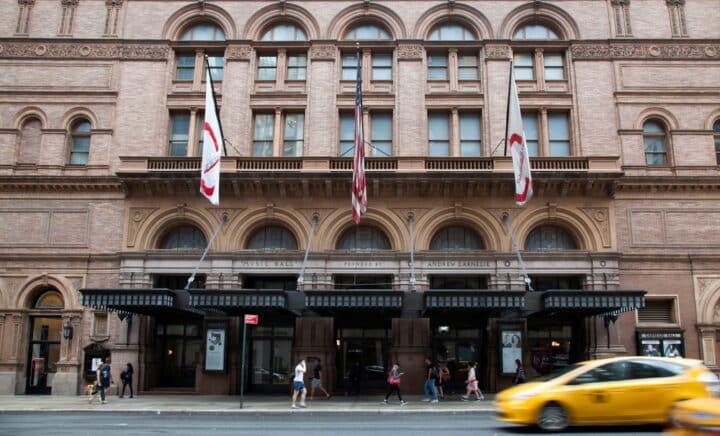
396,44 -> 425,155
52,313 -> 82,395
306,45 -> 338,156
699,325 -> 718,370
389,318 -> 430,395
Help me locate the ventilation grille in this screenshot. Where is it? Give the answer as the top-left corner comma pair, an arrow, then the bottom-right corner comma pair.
638,299 -> 674,323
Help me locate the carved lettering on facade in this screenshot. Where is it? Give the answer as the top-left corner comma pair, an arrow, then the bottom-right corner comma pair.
425,260 -> 491,268
341,261 -> 382,268
571,43 -> 720,59
0,42 -> 169,59
237,260 -> 298,268
397,44 -> 423,60
309,45 -> 336,60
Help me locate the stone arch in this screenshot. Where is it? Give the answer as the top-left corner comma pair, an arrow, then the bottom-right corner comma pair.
228,208 -> 308,250
243,3 -> 320,40
13,106 -> 48,130
61,107 -> 99,130
499,1 -> 580,40
162,2 -> 237,40
327,2 -> 406,40
415,208 -> 502,251
635,107 -> 679,131
515,207 -> 598,251
320,209 -> 406,251
15,274 -> 79,311
135,207 -> 217,251
696,277 -> 720,324
414,3 -> 493,40
705,109 -> 720,130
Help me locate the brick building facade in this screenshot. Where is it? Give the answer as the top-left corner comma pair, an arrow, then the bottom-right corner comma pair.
0,0 -> 718,396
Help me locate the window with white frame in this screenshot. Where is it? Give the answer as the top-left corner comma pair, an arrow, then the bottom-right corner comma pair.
643,120 -> 668,165
521,110 -> 571,157
174,23 -> 225,86
253,111 -> 305,157
512,23 -> 565,88
69,119 -> 91,165
257,51 -> 307,82
168,111 -> 205,157
428,111 -> 482,157
428,112 -> 450,156
339,111 -> 392,157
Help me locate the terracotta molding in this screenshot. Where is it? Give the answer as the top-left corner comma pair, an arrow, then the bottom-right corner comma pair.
225,44 -> 252,61
0,41 -> 169,60
484,45 -> 511,60
309,44 -> 336,60
396,44 -> 423,60
571,42 -> 720,60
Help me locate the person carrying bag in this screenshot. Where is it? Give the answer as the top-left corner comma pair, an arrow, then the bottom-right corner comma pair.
383,364 -> 407,406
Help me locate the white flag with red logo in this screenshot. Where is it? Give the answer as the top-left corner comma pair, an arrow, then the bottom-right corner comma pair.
200,68 -> 222,205
507,74 -> 533,207
351,51 -> 367,224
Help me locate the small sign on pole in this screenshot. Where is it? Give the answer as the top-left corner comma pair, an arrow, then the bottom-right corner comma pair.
244,314 -> 259,325
240,314 -> 258,409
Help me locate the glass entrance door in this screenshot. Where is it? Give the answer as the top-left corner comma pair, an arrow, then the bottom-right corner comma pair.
248,325 -> 293,393
26,317 -> 62,394
156,322 -> 201,387
336,328 -> 389,394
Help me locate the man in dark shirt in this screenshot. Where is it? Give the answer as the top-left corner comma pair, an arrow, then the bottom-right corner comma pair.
422,358 -> 439,403
310,358 -> 331,399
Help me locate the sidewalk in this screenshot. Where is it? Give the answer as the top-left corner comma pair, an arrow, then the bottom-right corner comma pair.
0,393 -> 495,414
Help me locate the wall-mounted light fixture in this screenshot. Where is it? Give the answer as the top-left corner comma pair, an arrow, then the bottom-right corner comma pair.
62,322 -> 73,340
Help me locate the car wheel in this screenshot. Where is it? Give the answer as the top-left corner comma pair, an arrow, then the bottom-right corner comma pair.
537,403 -> 569,432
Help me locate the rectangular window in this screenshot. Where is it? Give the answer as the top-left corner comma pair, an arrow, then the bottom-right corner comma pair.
521,112 -> 539,157
169,112 -> 190,156
196,111 -> 205,156
460,112 -> 482,157
207,56 -> 224,81
514,53 -> 534,80
176,55 -> 195,81
283,113 -> 304,157
638,299 -> 675,324
257,55 -> 277,81
339,113 -> 355,157
70,136 -> 90,165
428,113 -> 450,156
372,54 -> 392,81
371,113 -> 392,156
543,54 -> 564,81
93,313 -> 108,336
287,54 -> 307,80
253,113 -> 274,156
342,54 -> 358,81
458,55 -> 478,80
548,113 -> 570,156
428,55 -> 448,81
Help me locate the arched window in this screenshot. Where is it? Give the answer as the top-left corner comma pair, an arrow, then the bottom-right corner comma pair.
525,225 -> 577,250
513,23 -> 559,40
713,120 -> 720,165
159,225 -> 207,249
18,117 -> 42,164
247,225 -> 298,249
180,23 -> 225,41
261,23 -> 307,41
430,226 -> 483,250
69,119 -> 91,165
337,226 -> 391,250
428,22 -> 476,41
34,290 -> 64,310
643,120 -> 668,165
344,23 -> 390,40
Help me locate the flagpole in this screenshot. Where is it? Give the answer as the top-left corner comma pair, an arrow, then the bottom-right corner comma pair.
185,213 -> 227,290
502,212 -> 533,291
356,43 -> 365,156
297,212 -> 319,290
503,60 -> 514,156
204,55 -> 228,157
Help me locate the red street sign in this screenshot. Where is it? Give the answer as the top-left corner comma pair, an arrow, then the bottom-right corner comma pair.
244,314 -> 259,325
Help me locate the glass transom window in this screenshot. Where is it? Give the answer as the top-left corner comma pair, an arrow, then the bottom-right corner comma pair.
180,23 -> 225,41
160,225 -> 207,249
513,24 -> 559,40
428,23 -> 476,41
261,23 -> 307,41
430,226 -> 483,250
344,24 -> 390,40
525,225 -> 577,250
247,225 -> 298,249
337,226 -> 391,250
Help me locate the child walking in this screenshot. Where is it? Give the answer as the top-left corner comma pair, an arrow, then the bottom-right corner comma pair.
461,361 -> 484,401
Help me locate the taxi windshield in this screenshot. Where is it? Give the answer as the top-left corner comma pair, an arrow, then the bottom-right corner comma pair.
535,363 -> 583,382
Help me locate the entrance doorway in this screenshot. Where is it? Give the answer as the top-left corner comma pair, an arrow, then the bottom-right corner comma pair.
432,322 -> 484,393
335,327 -> 389,394
155,321 -> 201,388
26,317 -> 62,394
248,324 -> 294,393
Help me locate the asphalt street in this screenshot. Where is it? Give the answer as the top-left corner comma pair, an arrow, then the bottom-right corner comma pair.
0,411 -> 665,436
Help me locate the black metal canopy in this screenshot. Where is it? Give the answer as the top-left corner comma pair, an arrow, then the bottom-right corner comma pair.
541,290 -> 646,317
305,289 -> 403,310
79,288 -> 202,318
188,289 -> 287,315
424,290 -> 526,310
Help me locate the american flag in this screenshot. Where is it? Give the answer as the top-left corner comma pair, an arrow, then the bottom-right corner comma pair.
351,50 -> 367,224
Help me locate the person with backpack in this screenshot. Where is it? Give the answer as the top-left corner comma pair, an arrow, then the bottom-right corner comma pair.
422,358 -> 439,403
383,364 -> 407,406
88,360 -> 113,404
119,362 -> 134,398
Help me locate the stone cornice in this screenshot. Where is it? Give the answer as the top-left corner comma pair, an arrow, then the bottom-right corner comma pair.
0,175 -> 125,193
571,41 -> 719,60
615,176 -> 720,193
0,39 -> 169,60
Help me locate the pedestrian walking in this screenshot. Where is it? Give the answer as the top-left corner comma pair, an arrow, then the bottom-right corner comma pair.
422,358 -> 439,403
348,361 -> 361,396
439,364 -> 451,398
513,359 -> 526,385
88,360 -> 113,404
383,364 -> 407,406
310,358 -> 331,400
461,361 -> 484,401
291,359 -> 307,409
119,362 -> 134,398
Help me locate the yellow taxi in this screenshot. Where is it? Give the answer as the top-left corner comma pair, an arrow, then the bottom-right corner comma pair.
495,356 -> 719,431
668,398 -> 720,435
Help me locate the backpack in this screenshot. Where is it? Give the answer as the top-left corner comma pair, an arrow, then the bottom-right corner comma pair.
120,371 -> 127,382
100,365 -> 111,387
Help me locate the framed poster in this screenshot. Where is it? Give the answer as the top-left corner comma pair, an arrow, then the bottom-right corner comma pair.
637,331 -> 684,358
500,329 -> 523,374
204,323 -> 227,372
